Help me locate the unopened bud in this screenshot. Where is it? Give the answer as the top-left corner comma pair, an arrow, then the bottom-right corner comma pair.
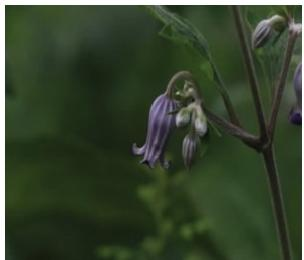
252,19 -> 272,49
194,117 -> 207,137
269,15 -> 286,31
193,106 -> 208,137
176,107 -> 191,128
182,133 -> 200,170
252,15 -> 286,49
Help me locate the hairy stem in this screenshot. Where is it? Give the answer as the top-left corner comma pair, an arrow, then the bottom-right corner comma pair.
232,6 -> 268,140
262,146 -> 292,260
268,26 -> 298,141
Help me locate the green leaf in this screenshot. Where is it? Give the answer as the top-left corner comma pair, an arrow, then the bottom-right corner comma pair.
200,61 -> 214,82
147,6 -> 210,60
146,5 -> 226,94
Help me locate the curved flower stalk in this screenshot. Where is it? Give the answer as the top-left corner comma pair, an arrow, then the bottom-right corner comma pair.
132,93 -> 178,169
289,62 -> 302,125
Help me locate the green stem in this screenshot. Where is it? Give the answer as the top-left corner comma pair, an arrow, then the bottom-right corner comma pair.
232,6 -> 268,141
232,6 -> 294,260
262,146 -> 292,260
268,24 -> 298,141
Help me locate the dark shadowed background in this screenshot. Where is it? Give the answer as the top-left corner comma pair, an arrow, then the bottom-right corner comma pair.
5,5 -> 301,260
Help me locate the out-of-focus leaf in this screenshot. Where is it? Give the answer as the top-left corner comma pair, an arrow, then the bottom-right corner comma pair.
6,136 -> 153,260
146,5 -> 229,96
200,61 -> 214,82
147,6 -> 210,60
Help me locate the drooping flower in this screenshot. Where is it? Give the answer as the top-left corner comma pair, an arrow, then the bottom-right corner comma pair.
132,93 -> 178,169
182,133 -> 200,170
289,62 -> 302,125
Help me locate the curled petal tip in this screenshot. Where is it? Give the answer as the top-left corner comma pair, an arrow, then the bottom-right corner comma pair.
132,143 -> 146,156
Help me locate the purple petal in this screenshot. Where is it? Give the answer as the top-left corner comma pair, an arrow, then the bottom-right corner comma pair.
132,93 -> 178,169
289,107 -> 302,126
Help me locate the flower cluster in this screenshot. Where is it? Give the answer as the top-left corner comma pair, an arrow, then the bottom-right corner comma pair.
132,75 -> 208,170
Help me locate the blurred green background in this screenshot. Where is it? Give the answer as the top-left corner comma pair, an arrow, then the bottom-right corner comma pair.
5,5 -> 301,260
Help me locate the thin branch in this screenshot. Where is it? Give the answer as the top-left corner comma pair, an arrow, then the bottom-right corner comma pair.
232,6 -> 268,140
232,7 -> 295,260
262,146 -> 292,260
203,107 -> 260,149
268,26 -> 298,141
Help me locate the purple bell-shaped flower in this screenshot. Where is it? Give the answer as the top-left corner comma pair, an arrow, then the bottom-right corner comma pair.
289,62 -> 302,125
132,93 -> 178,169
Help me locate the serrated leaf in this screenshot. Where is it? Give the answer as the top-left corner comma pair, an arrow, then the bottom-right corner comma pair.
147,5 -> 210,60
146,5 -> 226,93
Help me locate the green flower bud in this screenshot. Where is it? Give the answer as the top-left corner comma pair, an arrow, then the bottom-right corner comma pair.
176,107 -> 191,128
193,106 -> 208,137
269,15 -> 286,31
194,117 -> 207,137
